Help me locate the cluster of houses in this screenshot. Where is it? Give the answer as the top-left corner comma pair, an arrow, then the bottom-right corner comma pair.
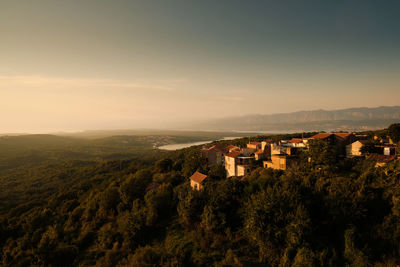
189,132 -> 398,190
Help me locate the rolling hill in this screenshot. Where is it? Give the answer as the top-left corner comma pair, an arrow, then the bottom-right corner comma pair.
183,106 -> 400,132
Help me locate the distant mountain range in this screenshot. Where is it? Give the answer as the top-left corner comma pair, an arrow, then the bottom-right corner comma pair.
182,106 -> 400,132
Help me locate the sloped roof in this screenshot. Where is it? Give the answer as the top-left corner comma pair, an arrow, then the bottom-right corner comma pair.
248,142 -> 262,145
288,138 -> 303,143
311,132 -> 353,140
334,133 -> 353,139
367,154 -> 396,163
310,133 -> 334,139
207,144 -> 226,152
226,144 -> 240,150
225,151 -> 241,158
189,171 -> 208,184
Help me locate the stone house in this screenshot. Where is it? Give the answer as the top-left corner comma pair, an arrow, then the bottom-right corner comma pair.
310,132 -> 357,156
224,151 -> 253,177
201,144 -> 226,165
189,171 -> 208,190
346,140 -> 368,158
286,138 -> 307,148
247,142 -> 262,150
263,154 -> 298,170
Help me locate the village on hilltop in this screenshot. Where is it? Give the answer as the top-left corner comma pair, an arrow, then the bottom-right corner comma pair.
189,132 -> 398,190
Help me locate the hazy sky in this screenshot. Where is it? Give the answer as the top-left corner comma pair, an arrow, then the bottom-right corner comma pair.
1,0 -> 400,133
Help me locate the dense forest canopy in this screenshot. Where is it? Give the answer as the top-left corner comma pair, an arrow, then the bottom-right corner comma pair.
0,127 -> 399,266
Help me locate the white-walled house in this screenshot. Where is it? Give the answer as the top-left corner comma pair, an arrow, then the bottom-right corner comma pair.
346,140 -> 367,158
224,151 -> 253,177
286,138 -> 307,148
189,171 -> 208,190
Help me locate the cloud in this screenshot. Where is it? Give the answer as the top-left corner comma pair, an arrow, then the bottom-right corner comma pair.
0,74 -> 174,91
158,78 -> 188,86
213,96 -> 243,102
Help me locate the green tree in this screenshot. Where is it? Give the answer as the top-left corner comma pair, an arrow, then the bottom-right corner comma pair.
307,139 -> 339,169
207,164 -> 226,180
177,188 -> 204,228
292,247 -> 316,267
155,158 -> 173,173
388,123 -> 400,143
36,226 -> 59,266
100,186 -> 121,212
144,184 -> 174,226
244,186 -> 300,264
344,227 -> 370,266
182,149 -> 203,177
360,141 -> 379,155
127,245 -> 162,267
119,200 -> 147,250
120,170 -> 152,207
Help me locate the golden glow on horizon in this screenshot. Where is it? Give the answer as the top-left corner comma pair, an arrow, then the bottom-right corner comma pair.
1,1 -> 399,133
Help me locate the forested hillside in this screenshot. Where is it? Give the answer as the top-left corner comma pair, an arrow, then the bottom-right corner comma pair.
1,131 -> 400,266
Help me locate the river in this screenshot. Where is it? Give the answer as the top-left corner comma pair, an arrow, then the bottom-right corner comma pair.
158,137 -> 238,150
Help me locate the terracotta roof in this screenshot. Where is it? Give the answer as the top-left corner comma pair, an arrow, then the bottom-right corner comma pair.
311,132 -> 353,140
226,144 -> 239,150
207,144 -> 225,152
225,151 -> 241,158
288,138 -> 303,143
189,171 -> 208,184
334,133 -> 353,139
248,142 -> 261,145
367,154 -> 396,163
310,133 -> 334,139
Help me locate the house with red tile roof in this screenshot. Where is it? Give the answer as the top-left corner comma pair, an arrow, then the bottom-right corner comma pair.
224,150 -> 253,177
225,145 -> 240,152
286,138 -> 307,148
247,142 -> 262,150
189,171 -> 208,190
309,132 -> 357,156
254,149 -> 267,160
200,144 -> 226,165
263,154 -> 299,170
310,132 -> 356,142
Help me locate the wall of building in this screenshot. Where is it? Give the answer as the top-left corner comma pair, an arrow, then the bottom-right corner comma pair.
225,156 -> 237,177
261,141 -> 272,154
346,141 -> 363,158
255,153 -> 267,161
264,155 -> 289,170
190,180 -> 202,190
207,150 -> 224,165
271,143 -> 282,155
241,148 -> 256,156
237,165 -> 251,176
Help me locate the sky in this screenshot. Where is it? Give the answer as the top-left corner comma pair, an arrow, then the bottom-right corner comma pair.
1,0 -> 400,133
